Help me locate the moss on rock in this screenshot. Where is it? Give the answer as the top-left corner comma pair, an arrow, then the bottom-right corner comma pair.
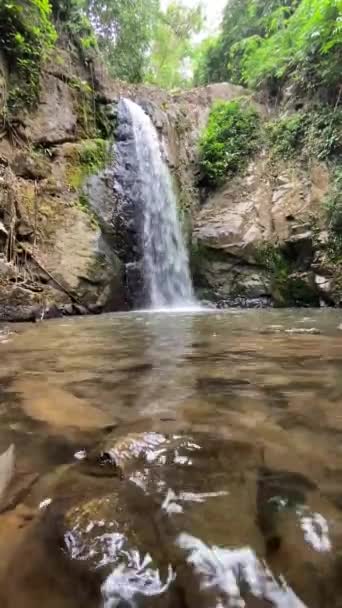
64,138 -> 109,192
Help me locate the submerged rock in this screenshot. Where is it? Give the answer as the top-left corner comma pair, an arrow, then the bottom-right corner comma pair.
13,378 -> 114,434
1,427 -> 342,608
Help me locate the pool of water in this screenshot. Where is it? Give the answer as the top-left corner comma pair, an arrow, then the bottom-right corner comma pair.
0,309 -> 341,607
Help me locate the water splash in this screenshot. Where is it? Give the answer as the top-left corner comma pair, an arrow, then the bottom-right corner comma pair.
121,98 -> 195,309
177,533 -> 308,608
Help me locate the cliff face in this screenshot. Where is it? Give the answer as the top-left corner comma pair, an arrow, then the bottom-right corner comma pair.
0,33 -> 340,319
192,158 -> 339,307
0,42 -> 126,321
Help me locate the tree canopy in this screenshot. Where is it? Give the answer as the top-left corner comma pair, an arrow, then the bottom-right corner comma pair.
1,0 -> 340,99
84,0 -> 160,83
193,0 -> 342,101
50,0 -> 202,86
146,1 -> 203,89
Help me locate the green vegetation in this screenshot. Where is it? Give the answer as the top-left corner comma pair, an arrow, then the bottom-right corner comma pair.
0,0 -> 204,115
0,0 -> 57,111
78,139 -> 108,172
78,191 -> 99,228
194,0 -> 341,102
266,113 -> 307,160
146,2 -> 203,89
66,139 -> 108,191
266,107 -> 342,161
327,169 -> 342,233
199,100 -> 260,186
51,0 -> 202,86
83,0 -> 159,83
256,244 -> 319,306
1,0 -> 340,107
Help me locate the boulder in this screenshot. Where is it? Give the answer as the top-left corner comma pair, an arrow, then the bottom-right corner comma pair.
3,429 -> 342,608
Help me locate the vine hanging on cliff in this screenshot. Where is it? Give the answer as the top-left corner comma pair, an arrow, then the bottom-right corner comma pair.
0,0 -> 57,112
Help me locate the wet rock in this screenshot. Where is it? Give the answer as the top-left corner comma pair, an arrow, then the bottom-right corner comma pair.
315,274 -> 332,299
217,296 -> 273,309
0,304 -> 42,323
2,426 -> 341,608
0,504 -> 36,583
0,506 -> 101,608
284,228 -> 314,268
256,466 -> 317,542
126,261 -> 147,308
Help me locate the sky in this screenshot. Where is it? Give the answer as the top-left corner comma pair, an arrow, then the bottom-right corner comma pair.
161,0 -> 226,32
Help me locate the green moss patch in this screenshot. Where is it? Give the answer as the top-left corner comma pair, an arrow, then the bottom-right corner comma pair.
65,139 -> 109,192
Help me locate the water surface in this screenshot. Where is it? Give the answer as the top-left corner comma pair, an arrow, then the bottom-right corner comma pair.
0,309 -> 342,607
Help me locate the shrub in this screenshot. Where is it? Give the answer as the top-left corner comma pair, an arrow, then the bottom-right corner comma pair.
266,113 -> 307,159
267,106 -> 342,161
199,99 -> 260,186
255,244 -> 319,306
305,107 -> 342,160
0,0 -> 57,111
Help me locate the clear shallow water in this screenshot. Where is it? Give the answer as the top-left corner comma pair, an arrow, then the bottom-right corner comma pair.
0,309 -> 342,607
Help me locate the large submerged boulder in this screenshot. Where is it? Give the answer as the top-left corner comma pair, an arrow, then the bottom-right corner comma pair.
1,427 -> 342,607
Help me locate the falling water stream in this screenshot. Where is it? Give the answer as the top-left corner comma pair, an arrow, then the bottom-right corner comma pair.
120,98 -> 195,309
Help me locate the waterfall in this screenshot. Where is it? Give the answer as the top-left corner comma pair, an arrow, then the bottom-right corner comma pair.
119,98 -> 195,310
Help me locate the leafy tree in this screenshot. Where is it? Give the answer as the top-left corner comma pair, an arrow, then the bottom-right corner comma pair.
146,1 -> 203,89
193,0 -> 287,85
239,0 -> 342,99
84,0 -> 160,82
193,36 -> 223,86
194,0 -> 341,102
